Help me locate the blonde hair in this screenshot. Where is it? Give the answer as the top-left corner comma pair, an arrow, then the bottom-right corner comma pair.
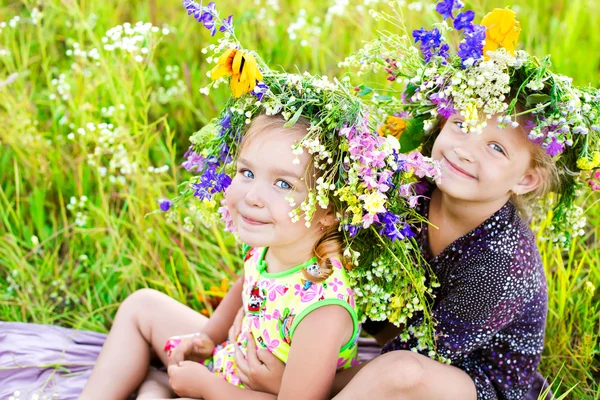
241,113 -> 344,283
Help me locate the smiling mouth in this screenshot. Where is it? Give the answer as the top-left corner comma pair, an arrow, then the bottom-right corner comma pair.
444,157 -> 477,180
241,215 -> 268,226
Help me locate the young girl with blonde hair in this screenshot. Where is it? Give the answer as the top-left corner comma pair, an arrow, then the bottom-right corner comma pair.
80,2 -> 441,399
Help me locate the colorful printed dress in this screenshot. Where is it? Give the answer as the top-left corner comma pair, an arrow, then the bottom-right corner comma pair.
165,247 -> 360,387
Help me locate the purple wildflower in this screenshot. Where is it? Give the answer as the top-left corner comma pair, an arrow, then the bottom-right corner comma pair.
544,137 -> 564,157
219,112 -> 231,136
157,198 -> 173,212
457,24 -> 485,68
430,92 -> 456,118
182,147 -> 205,172
379,212 -> 409,242
183,0 -> 203,19
182,1 -> 221,37
454,10 -> 474,31
219,15 -> 233,33
436,0 -> 464,20
252,81 -> 269,101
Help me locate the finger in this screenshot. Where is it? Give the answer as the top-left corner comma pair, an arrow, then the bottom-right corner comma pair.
170,340 -> 191,365
236,366 -> 253,390
245,332 -> 263,370
257,347 -> 284,371
235,343 -> 250,375
228,324 -> 236,343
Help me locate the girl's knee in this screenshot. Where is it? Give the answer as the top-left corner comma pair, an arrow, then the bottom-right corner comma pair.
119,288 -> 163,316
377,351 -> 426,392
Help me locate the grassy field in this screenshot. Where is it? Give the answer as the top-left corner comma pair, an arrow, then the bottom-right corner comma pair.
0,0 -> 598,398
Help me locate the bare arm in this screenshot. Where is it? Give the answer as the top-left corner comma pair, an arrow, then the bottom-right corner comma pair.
277,305 -> 354,399
201,276 -> 243,344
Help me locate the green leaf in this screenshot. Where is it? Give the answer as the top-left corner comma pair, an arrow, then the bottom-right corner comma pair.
374,94 -> 392,102
356,85 -> 373,97
283,104 -> 306,128
525,94 -> 551,107
399,118 -> 425,153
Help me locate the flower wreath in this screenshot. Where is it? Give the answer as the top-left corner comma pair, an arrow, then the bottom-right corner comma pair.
341,0 -> 600,244
163,0 -> 451,356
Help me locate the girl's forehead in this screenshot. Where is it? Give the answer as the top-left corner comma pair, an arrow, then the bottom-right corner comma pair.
238,127 -> 311,171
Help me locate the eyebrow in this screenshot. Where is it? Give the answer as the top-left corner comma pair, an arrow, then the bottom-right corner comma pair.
237,158 -> 303,180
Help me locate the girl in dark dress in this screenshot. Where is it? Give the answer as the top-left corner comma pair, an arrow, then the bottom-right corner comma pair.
232,110 -> 558,400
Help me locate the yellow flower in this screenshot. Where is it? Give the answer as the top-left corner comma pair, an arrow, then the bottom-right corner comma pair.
481,8 -> 521,57
461,102 -> 478,126
577,152 -> 600,170
362,191 -> 387,214
210,49 -> 263,97
378,116 -> 407,139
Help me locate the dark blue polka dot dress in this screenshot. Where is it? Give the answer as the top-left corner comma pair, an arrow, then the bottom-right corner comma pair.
382,190 -> 550,400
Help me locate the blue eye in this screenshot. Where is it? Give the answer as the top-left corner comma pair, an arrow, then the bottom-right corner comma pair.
490,143 -> 505,154
275,180 -> 292,190
241,169 -> 254,179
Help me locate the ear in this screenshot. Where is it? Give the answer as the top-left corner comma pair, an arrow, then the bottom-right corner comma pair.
511,167 -> 544,196
317,206 -> 337,228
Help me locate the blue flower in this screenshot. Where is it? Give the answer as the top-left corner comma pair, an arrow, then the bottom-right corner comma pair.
412,28 -> 448,63
454,10 -> 474,31
436,0 -> 464,20
400,224 -> 416,239
192,165 -> 232,200
157,198 -> 173,212
457,24 -> 485,68
344,225 -> 360,237
379,212 -> 408,242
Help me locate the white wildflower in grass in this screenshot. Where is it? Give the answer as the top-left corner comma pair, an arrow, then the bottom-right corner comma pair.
101,21 -> 170,63
67,196 -> 89,227
50,73 -> 71,101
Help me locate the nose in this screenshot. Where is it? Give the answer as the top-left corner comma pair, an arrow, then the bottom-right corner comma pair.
244,182 -> 265,208
453,146 -> 474,162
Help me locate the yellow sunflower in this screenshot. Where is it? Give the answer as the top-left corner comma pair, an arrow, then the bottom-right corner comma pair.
210,48 -> 263,97
481,8 -> 521,58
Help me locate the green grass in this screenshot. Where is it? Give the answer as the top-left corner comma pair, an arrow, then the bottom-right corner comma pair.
0,0 -> 598,398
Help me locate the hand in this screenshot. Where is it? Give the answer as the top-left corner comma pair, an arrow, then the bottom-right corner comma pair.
168,332 -> 216,366
228,306 -> 245,342
168,360 -> 209,398
235,332 -> 285,394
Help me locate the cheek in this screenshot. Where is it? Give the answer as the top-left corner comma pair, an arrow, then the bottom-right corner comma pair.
224,180 -> 241,210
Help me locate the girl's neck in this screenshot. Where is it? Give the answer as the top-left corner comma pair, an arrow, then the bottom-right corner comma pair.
263,244 -> 315,274
431,187 -> 510,235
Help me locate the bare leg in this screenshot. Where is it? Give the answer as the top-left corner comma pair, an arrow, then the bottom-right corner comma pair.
136,368 -> 174,399
79,289 -> 209,400
332,350 -> 477,400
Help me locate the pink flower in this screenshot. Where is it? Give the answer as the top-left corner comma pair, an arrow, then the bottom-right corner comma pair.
293,281 -> 324,302
260,329 -> 280,352
218,199 -> 236,232
330,277 -> 343,292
